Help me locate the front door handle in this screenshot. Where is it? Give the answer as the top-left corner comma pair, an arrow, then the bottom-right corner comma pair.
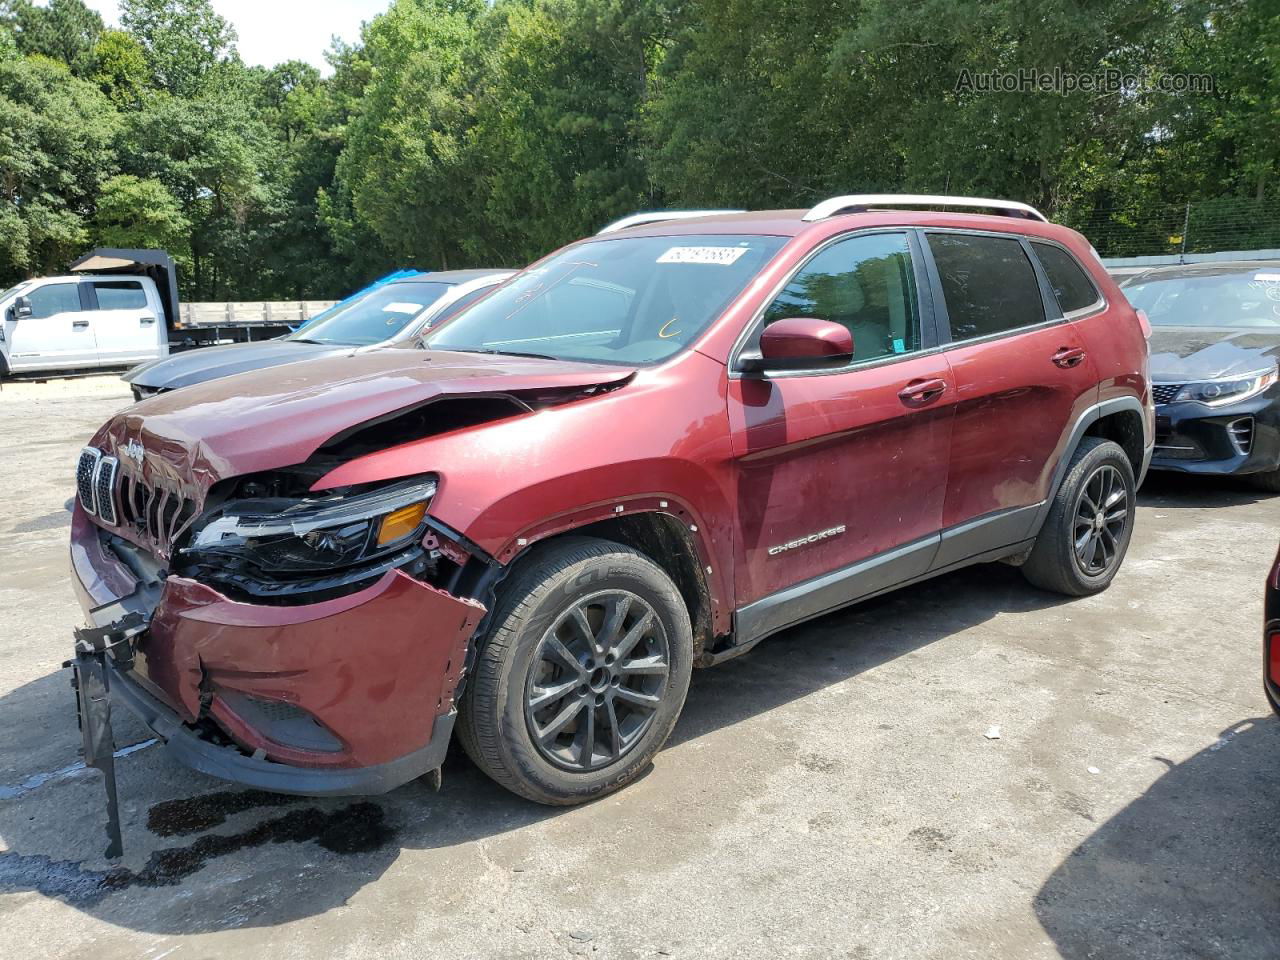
898,378 -> 948,406
1052,346 -> 1087,368
72,319 -> 90,329
140,315 -> 156,325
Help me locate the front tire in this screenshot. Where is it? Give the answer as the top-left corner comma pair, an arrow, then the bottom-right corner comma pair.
1021,437 -> 1136,596
1249,467 -> 1280,493
457,537 -> 693,804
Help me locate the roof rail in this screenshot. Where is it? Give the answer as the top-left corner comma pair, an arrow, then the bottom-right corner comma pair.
596,209 -> 747,235
802,194 -> 1048,223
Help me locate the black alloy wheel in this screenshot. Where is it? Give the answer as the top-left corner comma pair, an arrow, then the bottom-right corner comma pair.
1072,463 -> 1130,576
524,590 -> 670,772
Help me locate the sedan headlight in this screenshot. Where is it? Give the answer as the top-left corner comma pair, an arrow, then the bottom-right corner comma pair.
1173,366 -> 1279,407
185,477 -> 436,574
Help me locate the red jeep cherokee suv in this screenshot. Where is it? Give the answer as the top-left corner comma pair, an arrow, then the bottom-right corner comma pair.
69,196 -> 1152,844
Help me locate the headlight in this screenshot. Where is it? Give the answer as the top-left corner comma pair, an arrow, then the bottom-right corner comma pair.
185,477 -> 436,574
1173,366 -> 1279,407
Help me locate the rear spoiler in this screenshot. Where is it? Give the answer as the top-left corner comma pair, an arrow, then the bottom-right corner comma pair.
69,248 -> 179,330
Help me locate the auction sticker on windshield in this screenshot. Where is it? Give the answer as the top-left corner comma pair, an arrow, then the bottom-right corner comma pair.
383,302 -> 424,314
657,246 -> 749,266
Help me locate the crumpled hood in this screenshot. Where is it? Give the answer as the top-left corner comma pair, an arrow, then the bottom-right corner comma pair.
1148,326 -> 1280,381
93,347 -> 635,502
124,339 -> 345,390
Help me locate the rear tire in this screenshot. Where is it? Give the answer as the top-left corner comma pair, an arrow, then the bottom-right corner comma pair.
1021,437 -> 1136,597
457,537 -> 693,805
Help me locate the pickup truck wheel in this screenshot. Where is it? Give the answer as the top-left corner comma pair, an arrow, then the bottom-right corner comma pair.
1021,437 -> 1136,597
457,537 -> 693,804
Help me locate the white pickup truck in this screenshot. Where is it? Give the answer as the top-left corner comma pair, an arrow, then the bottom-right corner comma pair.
0,248 -> 321,378
0,249 -> 174,377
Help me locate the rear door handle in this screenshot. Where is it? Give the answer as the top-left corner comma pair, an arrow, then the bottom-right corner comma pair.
1052,346 -> 1087,368
140,315 -> 156,325
898,378 -> 948,406
72,319 -> 90,329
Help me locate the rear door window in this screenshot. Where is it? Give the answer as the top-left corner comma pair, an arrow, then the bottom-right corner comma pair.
1032,242 -> 1101,313
927,233 -> 1046,341
92,281 -> 148,310
25,283 -> 82,319
762,232 -> 922,364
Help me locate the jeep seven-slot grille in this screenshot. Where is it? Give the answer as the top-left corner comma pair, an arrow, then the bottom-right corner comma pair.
117,471 -> 198,550
1152,384 -> 1183,405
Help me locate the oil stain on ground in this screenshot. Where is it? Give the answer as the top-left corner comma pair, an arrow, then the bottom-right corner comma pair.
0,798 -> 395,907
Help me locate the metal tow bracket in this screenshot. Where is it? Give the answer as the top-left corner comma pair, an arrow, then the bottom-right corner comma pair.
68,612 -> 147,859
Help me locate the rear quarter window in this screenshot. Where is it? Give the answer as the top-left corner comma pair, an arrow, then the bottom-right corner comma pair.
1032,242 -> 1101,313
927,233 -> 1046,341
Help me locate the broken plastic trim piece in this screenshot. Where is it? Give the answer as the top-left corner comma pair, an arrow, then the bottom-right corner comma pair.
68,612 -> 149,859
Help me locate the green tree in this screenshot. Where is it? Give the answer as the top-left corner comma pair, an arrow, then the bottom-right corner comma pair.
119,0 -> 237,98
92,173 -> 189,255
0,54 -> 117,282
91,28 -> 150,108
335,0 -> 483,270
463,0 -> 659,263
1,0 -> 103,76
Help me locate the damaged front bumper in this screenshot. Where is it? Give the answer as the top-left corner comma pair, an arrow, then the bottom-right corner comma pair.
68,504 -> 486,855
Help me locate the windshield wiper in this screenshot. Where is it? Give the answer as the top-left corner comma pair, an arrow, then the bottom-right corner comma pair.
430,346 -> 561,361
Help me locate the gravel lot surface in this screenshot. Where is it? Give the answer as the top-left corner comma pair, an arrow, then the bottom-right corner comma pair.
1,375 -> 1277,959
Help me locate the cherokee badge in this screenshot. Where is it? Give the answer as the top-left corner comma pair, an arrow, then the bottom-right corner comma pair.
768,524 -> 847,556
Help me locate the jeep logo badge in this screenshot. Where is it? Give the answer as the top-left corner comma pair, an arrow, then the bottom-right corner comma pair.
122,439 -> 145,465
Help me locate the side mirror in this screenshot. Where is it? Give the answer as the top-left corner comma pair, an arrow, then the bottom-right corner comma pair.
13,296 -> 31,320
740,317 -> 853,373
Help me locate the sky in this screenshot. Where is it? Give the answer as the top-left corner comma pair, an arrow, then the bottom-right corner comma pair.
77,0 -> 392,73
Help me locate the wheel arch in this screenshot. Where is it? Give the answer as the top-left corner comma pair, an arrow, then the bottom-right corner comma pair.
1084,407 -> 1146,479
499,506 -> 722,661
1033,396 -> 1149,535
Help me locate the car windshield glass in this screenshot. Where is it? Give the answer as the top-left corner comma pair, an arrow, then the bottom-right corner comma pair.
424,235 -> 786,365
287,281 -> 451,345
1122,270 -> 1280,329
1,282 -> 28,302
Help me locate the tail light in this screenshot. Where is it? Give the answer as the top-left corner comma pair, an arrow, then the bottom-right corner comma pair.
1270,631 -> 1280,687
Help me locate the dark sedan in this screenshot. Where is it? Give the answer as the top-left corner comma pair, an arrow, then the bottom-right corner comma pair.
124,268 -> 511,400
1121,262 -> 1280,490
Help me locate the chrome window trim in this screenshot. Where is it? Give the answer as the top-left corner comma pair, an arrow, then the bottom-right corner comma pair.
727,227 -> 933,380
